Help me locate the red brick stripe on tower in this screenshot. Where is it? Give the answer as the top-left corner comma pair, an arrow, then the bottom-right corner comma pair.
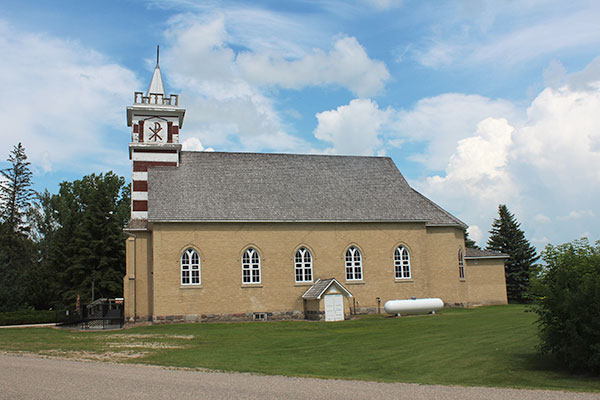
167,121 -> 173,143
132,200 -> 148,211
134,149 -> 178,153
132,181 -> 148,191
133,161 -> 178,171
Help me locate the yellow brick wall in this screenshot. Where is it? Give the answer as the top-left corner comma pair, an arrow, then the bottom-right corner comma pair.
465,258 -> 508,305
124,231 -> 154,321
125,222 -> 507,321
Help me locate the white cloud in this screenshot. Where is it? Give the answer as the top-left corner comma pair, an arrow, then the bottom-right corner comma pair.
314,99 -> 390,155
237,36 -> 390,97
412,3 -> 600,68
0,20 -> 137,174
391,94 -> 518,171
557,210 -> 596,221
161,16 -> 388,153
467,225 -> 483,244
468,10 -> 600,66
182,137 -> 214,152
412,58 -> 600,246
416,117 -> 517,235
543,59 -> 567,89
534,214 -> 551,224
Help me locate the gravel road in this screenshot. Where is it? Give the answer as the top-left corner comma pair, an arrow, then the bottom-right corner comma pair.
0,353 -> 596,400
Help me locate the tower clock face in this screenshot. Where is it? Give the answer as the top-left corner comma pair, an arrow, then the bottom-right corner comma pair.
144,118 -> 166,142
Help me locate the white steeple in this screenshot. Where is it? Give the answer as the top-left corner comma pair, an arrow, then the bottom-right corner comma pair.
147,45 -> 165,95
126,46 -> 186,222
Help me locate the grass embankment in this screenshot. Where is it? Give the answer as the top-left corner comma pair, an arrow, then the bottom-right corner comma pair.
0,305 -> 598,391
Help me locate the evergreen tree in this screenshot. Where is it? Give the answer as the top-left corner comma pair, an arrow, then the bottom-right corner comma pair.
0,143 -> 36,311
27,190 -> 61,309
0,143 -> 35,236
49,172 -> 130,305
487,204 -> 539,303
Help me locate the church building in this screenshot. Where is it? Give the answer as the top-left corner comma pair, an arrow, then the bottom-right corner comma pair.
123,59 -> 508,323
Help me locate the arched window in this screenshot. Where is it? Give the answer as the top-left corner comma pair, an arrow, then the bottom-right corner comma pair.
458,248 -> 465,279
345,246 -> 362,281
181,248 -> 200,285
295,247 -> 313,282
242,247 -> 261,284
394,246 -> 411,279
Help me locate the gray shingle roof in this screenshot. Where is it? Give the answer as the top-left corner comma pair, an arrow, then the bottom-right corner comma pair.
465,248 -> 508,259
147,151 -> 466,226
302,278 -> 353,299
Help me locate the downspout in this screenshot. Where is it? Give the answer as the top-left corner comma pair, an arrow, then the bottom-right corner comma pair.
124,231 -> 136,321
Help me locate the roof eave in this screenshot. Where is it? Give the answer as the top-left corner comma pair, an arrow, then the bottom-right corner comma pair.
126,105 -> 186,127
465,255 -> 509,260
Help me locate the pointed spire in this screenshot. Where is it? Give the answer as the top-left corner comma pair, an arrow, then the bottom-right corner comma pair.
147,45 -> 165,95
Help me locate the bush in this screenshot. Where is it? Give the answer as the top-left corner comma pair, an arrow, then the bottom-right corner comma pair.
0,309 -> 58,326
531,238 -> 600,374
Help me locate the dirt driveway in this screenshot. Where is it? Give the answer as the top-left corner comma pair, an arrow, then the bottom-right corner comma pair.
0,353 -> 597,400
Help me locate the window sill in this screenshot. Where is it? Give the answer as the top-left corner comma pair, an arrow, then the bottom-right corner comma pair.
394,279 -> 414,283
294,282 -> 313,287
180,285 -> 202,289
241,284 -> 263,288
459,278 -> 467,282
345,281 -> 365,285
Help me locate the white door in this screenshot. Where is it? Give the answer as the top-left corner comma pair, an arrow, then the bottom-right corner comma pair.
324,294 -> 344,321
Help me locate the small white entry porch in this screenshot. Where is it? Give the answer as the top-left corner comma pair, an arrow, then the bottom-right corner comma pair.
302,278 -> 353,321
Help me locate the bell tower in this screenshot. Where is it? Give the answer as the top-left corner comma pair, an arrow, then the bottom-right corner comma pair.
126,47 -> 186,221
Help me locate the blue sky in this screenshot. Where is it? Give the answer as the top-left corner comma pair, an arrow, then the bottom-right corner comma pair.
1,0 -> 599,249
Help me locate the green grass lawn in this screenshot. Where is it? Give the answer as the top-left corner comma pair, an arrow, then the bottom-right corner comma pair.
0,305 -> 598,391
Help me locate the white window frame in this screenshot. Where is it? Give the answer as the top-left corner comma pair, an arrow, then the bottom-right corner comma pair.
458,248 -> 465,279
345,246 -> 362,281
181,248 -> 201,285
394,246 -> 411,279
242,247 -> 261,284
294,247 -> 313,283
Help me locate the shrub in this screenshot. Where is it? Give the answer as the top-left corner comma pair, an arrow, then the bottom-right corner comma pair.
531,238 -> 600,374
0,309 -> 57,326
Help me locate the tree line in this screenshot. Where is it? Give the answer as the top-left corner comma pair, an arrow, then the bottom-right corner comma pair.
0,143 -> 129,312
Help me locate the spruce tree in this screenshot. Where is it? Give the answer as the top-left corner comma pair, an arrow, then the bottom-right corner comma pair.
487,204 -> 539,303
0,143 -> 35,237
0,143 -> 36,311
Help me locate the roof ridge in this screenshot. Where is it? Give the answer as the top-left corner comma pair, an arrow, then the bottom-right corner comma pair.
181,150 -> 392,160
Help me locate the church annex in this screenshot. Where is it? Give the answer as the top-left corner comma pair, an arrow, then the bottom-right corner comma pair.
123,59 -> 507,323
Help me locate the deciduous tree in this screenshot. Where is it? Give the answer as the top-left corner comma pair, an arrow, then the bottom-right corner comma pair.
49,172 -> 130,305
531,238 -> 600,374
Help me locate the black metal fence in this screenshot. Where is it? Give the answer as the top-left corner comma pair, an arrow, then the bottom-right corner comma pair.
57,298 -> 123,330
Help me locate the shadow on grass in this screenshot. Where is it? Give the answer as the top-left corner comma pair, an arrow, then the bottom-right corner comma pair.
514,351 -> 600,382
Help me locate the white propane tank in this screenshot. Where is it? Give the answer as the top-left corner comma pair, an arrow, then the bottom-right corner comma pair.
384,298 -> 443,315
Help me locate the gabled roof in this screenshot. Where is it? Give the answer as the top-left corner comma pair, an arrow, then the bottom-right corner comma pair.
465,247 -> 508,259
147,151 -> 467,226
302,278 -> 353,300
